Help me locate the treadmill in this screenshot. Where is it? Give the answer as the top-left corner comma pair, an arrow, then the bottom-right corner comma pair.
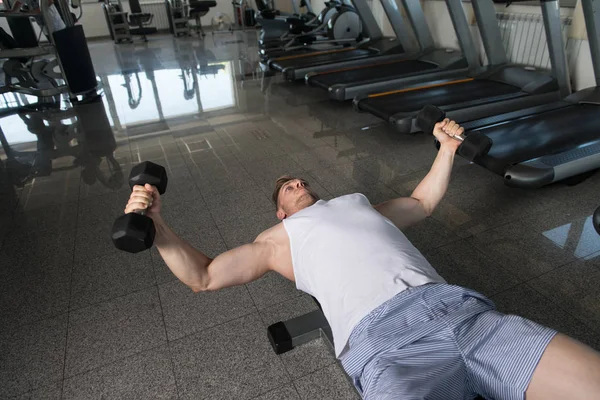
354,0 -> 570,134
266,0 -> 413,81
444,0 -> 600,189
306,0 -> 482,101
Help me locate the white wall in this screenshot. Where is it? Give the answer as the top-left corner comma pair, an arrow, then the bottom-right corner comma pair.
421,0 -> 460,49
412,0 -> 595,91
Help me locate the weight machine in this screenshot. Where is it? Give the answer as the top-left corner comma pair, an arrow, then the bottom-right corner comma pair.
0,0 -> 98,104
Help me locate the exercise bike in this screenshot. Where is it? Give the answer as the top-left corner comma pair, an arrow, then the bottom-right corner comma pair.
256,0 -> 318,43
259,1 -> 363,60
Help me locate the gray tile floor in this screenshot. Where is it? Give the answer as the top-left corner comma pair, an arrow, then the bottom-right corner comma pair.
1,32 -> 600,399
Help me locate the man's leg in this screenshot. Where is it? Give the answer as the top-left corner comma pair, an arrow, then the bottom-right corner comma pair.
526,333 -> 600,399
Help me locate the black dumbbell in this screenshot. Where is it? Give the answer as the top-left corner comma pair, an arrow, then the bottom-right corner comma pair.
111,161 -> 168,253
415,105 -> 493,161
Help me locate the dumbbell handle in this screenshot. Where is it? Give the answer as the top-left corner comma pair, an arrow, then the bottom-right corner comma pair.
416,104 -> 465,141
448,132 -> 465,142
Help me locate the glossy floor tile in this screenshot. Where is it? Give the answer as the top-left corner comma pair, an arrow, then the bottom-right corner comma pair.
1,31 -> 600,399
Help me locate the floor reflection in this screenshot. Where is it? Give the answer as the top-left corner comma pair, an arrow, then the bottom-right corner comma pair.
543,216 -> 600,260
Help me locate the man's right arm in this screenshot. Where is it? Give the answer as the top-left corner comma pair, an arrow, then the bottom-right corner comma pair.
153,215 -> 275,292
125,184 -> 275,293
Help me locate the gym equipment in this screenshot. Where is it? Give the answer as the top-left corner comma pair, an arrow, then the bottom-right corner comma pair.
112,161 -> 168,254
128,0 -> 158,41
353,0 -> 571,134
102,0 -> 133,43
305,0 -> 479,100
268,301 -> 331,355
233,0 -> 256,28
268,304 -> 489,399
189,0 -> 217,36
165,0 -> 217,37
259,0 -> 362,59
415,105 -> 492,162
267,297 -> 488,400
53,26 -> 98,96
0,0 -> 98,102
165,0 -> 188,36
255,0 -> 309,43
265,0 -> 413,82
434,0 -> 600,189
102,0 -> 157,43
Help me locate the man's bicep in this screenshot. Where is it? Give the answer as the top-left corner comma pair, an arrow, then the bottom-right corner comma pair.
374,197 -> 428,230
204,241 -> 274,291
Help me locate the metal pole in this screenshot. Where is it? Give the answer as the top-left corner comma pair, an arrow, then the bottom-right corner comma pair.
400,0 -> 433,50
582,0 -> 600,85
541,0 -> 571,97
471,0 -> 508,65
291,0 -> 299,15
348,0 -> 382,40
445,0 -> 479,69
373,0 -> 415,51
41,0 -> 73,97
56,0 -> 75,26
304,0 -> 314,15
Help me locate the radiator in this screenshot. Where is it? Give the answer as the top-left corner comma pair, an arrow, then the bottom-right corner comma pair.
491,12 -> 579,71
140,1 -> 171,30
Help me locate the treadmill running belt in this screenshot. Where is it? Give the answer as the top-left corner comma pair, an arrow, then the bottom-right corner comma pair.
473,104 -> 600,174
263,47 -> 315,60
271,49 -> 372,71
359,80 -> 523,121
308,60 -> 438,88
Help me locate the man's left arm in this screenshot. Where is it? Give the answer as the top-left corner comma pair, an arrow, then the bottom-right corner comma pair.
374,119 -> 463,230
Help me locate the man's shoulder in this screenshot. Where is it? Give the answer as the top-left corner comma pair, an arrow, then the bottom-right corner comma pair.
255,221 -> 286,243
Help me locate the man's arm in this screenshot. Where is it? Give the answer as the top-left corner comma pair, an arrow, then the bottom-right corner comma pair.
153,216 -> 274,292
374,119 -> 462,230
125,184 -> 274,292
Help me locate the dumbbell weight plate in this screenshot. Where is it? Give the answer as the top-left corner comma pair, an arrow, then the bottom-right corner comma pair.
112,212 -> 156,253
129,161 -> 168,194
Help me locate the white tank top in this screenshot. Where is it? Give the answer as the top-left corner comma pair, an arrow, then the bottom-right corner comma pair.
283,193 -> 445,357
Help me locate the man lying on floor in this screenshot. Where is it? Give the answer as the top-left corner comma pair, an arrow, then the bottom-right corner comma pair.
124,119 -> 600,400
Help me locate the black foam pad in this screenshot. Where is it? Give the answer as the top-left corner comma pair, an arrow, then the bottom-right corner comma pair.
415,105 -> 445,134
594,206 -> 600,235
458,132 -> 493,161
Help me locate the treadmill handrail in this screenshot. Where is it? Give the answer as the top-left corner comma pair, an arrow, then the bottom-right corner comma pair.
306,55 -> 424,77
271,46 -> 359,61
460,100 -> 573,132
366,77 -> 475,98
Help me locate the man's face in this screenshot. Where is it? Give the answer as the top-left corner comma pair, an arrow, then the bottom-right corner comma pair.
276,178 -> 318,220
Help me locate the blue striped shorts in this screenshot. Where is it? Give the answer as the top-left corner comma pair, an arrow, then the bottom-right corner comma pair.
340,284 -> 557,400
